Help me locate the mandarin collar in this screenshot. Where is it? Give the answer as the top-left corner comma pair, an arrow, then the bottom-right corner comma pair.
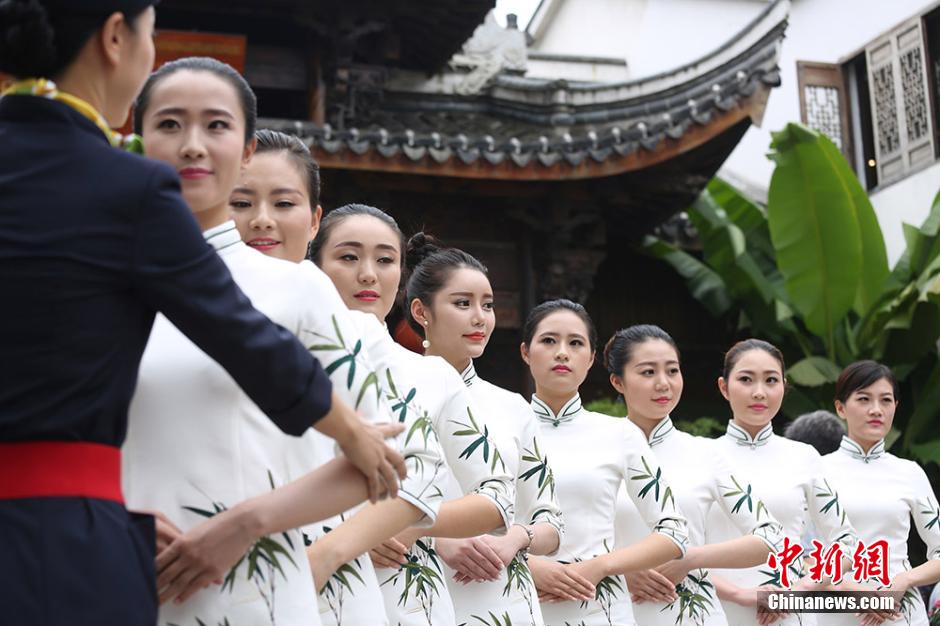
839,436 -> 885,463
531,393 -> 583,427
203,220 -> 243,253
461,361 -> 477,388
726,420 -> 773,449
647,416 -> 675,448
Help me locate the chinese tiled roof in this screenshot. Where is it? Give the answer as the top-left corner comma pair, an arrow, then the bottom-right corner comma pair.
260,0 -> 789,180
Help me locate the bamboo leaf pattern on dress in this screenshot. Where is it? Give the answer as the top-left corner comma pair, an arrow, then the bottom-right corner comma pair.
381,538 -> 444,624
321,553 -> 365,625
520,437 -> 555,499
167,618 -> 232,626
756,499 -> 769,521
450,407 -> 506,472
815,478 -> 845,524
182,473 -> 301,626
567,541 -> 623,626
304,315 -> 379,409
898,587 -> 918,624
502,556 -> 538,625
385,369 -> 436,448
630,456 -> 676,510
920,497 -> 940,531
758,561 -> 804,588
405,412 -> 435,448
326,560 -> 365,593
386,369 -> 416,423
530,506 -> 559,527
666,569 -> 715,626
719,476 -> 755,514
469,611 -> 513,626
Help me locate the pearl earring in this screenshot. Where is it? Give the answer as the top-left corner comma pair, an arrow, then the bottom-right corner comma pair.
421,320 -> 430,349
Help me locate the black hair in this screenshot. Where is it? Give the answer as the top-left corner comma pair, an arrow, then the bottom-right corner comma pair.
254,129 -> 321,206
603,324 -> 679,376
722,338 -> 785,379
404,232 -> 489,335
834,360 -> 899,404
784,410 -> 845,455
308,203 -> 406,266
134,56 -> 257,143
522,299 -> 597,352
0,0 -> 148,78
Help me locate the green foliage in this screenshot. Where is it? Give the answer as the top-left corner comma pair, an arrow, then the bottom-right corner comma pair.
674,416 -> 725,438
584,397 -> 626,416
585,398 -> 724,438
642,122 -> 940,468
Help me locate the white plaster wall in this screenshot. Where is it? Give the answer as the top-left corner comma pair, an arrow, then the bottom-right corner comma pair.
525,58 -> 630,81
530,0 -> 649,62
870,162 -> 940,264
628,0 -> 768,77
529,0 -> 765,78
718,0 -> 940,265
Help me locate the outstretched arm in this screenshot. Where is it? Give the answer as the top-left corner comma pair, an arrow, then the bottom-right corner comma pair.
308,497 -> 426,591
155,423 -> 404,604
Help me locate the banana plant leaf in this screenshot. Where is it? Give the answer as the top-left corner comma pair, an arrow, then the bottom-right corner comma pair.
902,357 -> 940,457
707,177 -> 777,275
788,356 -> 842,387
910,439 -> 940,468
883,189 -> 940,294
767,124 -> 888,353
640,236 -> 732,317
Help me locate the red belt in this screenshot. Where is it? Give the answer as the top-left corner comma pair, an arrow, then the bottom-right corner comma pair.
0,441 -> 123,503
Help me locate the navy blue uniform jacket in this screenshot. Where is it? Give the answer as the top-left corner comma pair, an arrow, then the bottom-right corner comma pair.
0,95 -> 334,625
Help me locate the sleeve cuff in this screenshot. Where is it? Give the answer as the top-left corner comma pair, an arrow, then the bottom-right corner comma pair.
474,487 -> 514,535
397,489 -> 440,529
270,367 -> 333,436
529,515 -> 565,557
655,522 -> 689,557
752,522 -> 785,552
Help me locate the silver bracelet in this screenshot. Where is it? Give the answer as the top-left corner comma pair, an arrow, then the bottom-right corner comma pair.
513,523 -> 534,556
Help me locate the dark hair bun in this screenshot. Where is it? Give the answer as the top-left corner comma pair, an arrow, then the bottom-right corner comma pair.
405,231 -> 444,271
0,0 -> 56,77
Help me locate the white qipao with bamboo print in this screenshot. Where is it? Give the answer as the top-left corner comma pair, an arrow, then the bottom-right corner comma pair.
446,362 -> 565,626
817,437 -> 940,626
123,222 -> 334,626
365,333 -> 517,625
531,395 -> 690,626
704,423 -> 860,626
298,309 -> 449,626
615,417 -> 785,626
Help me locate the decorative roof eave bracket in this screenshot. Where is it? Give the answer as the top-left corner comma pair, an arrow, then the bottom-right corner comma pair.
304,89 -> 768,181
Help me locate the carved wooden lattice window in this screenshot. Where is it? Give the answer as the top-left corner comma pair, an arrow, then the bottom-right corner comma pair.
866,18 -> 936,185
797,61 -> 852,159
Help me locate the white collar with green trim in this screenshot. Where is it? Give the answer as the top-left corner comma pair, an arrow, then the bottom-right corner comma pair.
531,393 -> 583,427
203,220 -> 243,253
839,436 -> 885,463
461,361 -> 477,388
726,420 -> 773,449
647,416 -> 675,448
